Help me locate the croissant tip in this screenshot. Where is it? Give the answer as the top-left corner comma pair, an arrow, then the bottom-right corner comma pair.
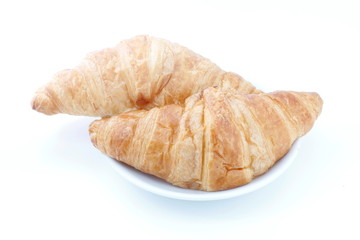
89,120 -> 101,147
313,92 -> 323,115
31,91 -> 58,115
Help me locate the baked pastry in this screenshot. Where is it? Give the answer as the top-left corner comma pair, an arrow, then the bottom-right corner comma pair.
89,87 -> 323,191
31,35 -> 260,117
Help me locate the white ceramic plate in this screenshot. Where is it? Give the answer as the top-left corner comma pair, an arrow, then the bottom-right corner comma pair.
108,139 -> 301,201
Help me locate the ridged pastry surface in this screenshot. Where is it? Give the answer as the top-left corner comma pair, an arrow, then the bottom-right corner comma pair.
32,35 -> 260,117
89,88 -> 322,191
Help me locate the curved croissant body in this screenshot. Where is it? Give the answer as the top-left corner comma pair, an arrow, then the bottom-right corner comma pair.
32,35 -> 260,117
89,88 -> 322,191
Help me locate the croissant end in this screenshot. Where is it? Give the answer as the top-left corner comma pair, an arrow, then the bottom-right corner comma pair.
31,89 -> 59,115
89,120 -> 101,147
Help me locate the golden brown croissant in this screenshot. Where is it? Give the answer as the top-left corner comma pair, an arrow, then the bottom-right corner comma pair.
89,87 -> 323,191
31,35 -> 260,117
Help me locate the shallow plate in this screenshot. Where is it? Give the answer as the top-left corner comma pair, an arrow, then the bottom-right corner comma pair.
108,139 -> 301,201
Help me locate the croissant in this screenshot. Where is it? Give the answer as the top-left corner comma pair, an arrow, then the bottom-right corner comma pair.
31,35 -> 260,117
89,87 -> 322,191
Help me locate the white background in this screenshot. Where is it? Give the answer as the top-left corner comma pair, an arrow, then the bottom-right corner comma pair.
1,0 -> 359,239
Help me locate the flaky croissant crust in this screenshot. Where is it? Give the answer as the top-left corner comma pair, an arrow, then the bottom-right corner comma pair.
32,35 -> 260,117
89,87 -> 322,191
